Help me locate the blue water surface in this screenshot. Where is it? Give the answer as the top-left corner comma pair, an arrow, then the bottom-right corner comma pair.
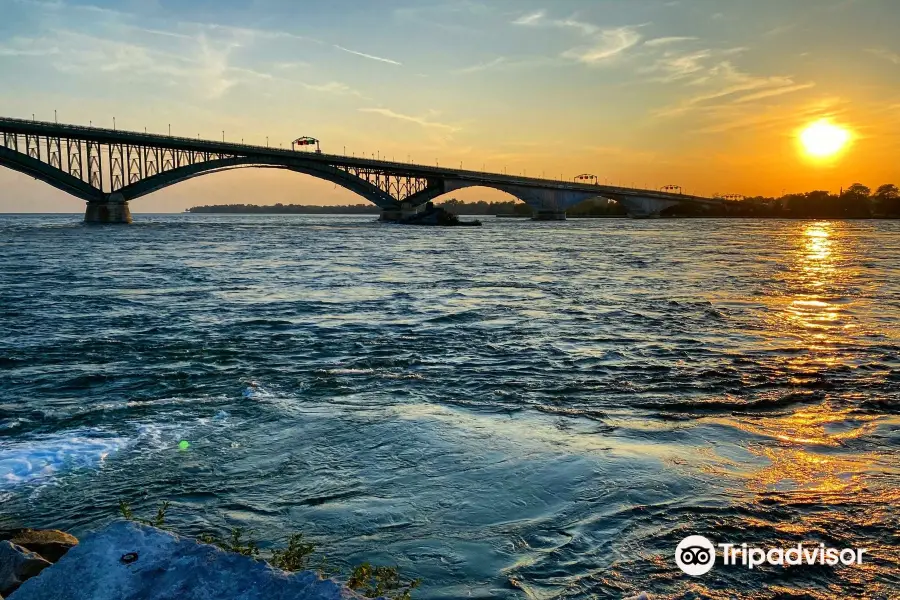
1,214 -> 898,599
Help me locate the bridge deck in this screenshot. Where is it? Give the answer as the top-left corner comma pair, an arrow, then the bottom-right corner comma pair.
0,116 -> 714,204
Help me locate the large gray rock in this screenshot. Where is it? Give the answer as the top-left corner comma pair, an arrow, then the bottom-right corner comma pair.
0,541 -> 52,596
9,529 -> 78,563
11,521 -> 366,600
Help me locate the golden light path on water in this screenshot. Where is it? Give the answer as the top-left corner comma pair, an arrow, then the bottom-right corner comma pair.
688,222 -> 899,599
735,223 -> 884,490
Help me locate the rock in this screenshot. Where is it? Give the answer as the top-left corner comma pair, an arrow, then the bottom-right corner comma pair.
624,593 -> 650,600
0,541 -> 52,596
9,529 -> 79,563
11,521 -> 369,600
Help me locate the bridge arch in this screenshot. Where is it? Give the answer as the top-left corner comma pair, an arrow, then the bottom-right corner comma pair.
116,156 -> 398,207
0,146 -> 102,202
441,179 -> 605,213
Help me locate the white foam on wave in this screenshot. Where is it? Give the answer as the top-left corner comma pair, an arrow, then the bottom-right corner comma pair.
0,407 -> 240,491
322,368 -> 375,375
0,427 -> 131,489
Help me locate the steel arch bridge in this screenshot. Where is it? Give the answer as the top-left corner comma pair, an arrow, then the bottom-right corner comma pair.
0,116 -> 722,222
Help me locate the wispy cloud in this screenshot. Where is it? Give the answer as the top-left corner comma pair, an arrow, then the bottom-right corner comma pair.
334,44 -> 401,65
554,18 -> 600,36
358,108 -> 458,132
695,96 -> 848,134
303,81 -> 364,97
513,10 -> 642,65
455,57 -> 506,74
656,61 -> 814,117
562,26 -> 642,64
512,10 -> 545,26
763,24 -> 796,37
0,45 -> 60,56
644,36 -> 698,47
867,48 -> 900,65
732,83 -> 815,103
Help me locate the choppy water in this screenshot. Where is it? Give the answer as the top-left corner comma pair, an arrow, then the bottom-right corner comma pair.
1,214 -> 899,599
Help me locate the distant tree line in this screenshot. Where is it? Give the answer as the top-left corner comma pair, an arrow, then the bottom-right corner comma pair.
669,183 -> 900,218
437,197 -> 626,216
187,199 -> 625,216
186,183 -> 900,218
187,203 -> 381,214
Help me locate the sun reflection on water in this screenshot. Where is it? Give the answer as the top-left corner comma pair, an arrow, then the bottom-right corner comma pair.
724,222 -> 892,517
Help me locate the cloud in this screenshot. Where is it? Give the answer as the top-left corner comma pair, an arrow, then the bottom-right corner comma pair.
302,81 -> 364,97
358,108 -> 459,132
695,96 -> 849,134
512,10 -> 642,65
562,26 -> 642,64
656,61 -> 814,117
183,22 -> 319,44
0,46 -> 60,56
512,10 -> 600,36
732,83 -> 815,103
455,57 -> 506,73
644,36 -> 698,47
763,24 -> 796,37
554,18 -> 600,36
642,49 -> 712,81
867,48 -> 900,65
512,10 -> 545,26
333,44 -> 401,66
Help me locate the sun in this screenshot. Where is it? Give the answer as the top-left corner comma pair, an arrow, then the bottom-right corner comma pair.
799,120 -> 851,158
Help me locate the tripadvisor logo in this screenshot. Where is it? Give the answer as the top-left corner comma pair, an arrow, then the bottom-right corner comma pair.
675,536 -> 716,576
675,535 -> 868,576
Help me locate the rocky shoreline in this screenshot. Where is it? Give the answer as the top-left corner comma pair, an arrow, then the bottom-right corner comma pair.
2,524 -> 653,599
1,522 -> 372,600
1,529 -> 78,597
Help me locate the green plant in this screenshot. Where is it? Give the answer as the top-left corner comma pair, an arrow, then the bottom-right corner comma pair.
114,500 -> 419,598
270,533 -> 316,572
117,500 -> 169,529
118,500 -> 134,520
217,527 -> 260,557
149,501 -> 170,528
347,562 -> 421,600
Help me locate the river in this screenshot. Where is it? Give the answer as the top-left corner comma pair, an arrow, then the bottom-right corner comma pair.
1,214 -> 898,599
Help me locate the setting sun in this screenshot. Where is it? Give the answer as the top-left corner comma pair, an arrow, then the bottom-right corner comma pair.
799,120 -> 851,158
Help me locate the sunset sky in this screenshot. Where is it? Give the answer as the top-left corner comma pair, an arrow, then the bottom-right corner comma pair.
1,0 -> 898,212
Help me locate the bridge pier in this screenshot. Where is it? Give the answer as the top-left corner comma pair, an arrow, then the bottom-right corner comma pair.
614,196 -> 679,219
84,195 -> 132,224
531,210 -> 567,221
379,202 -> 417,222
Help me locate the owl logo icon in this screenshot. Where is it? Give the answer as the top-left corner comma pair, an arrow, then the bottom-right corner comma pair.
675,535 -> 716,576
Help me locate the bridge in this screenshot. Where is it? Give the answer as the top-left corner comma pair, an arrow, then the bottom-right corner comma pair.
0,116 -> 722,223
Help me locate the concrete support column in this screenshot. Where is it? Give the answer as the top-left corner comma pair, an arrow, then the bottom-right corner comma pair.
615,196 -> 679,219
84,193 -> 133,224
531,210 -> 567,221
379,202 -> 416,222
